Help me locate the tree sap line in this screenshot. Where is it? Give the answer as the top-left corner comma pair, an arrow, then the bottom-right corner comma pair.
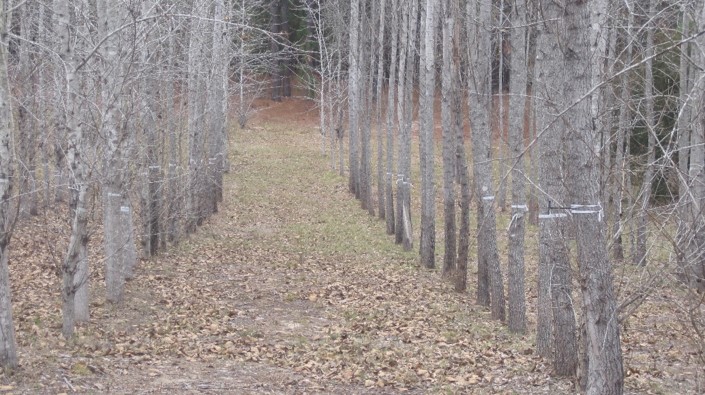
308,0 -> 705,393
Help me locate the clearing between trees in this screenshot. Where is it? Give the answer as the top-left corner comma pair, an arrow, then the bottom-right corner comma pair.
1,99 -> 701,394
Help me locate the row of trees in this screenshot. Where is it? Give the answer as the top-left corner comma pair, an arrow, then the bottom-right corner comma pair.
307,0 -> 705,393
0,0 -> 250,369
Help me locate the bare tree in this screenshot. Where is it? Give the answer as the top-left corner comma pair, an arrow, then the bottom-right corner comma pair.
569,0 -> 625,390
385,0 -> 399,236
507,0 -> 528,334
467,0 -> 505,320
375,0 -> 387,220
56,0 -> 93,338
98,0 -> 136,303
634,0 -> 657,267
0,0 -> 17,369
419,0 -> 437,269
534,0 -> 577,370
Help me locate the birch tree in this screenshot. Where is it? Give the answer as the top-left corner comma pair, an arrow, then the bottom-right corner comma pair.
0,0 -> 17,368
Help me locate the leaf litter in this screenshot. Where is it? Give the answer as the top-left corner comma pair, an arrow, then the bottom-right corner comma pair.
1,98 -> 702,394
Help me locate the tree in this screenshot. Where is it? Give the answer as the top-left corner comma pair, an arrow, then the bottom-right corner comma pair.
186,0 -> 210,234
534,0 -> 576,370
441,0 -> 470,292
98,0 -> 140,303
634,0 -> 657,267
384,0 -> 399,236
0,0 -> 17,368
466,0 -> 505,321
419,0 -> 437,269
55,0 -> 94,339
441,0 -> 457,278
507,0 -> 528,334
348,0 -> 361,198
375,0 -> 387,220
395,0 -> 415,251
567,0 -> 625,390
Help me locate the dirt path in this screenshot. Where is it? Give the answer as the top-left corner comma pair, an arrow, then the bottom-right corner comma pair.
4,100 -> 699,394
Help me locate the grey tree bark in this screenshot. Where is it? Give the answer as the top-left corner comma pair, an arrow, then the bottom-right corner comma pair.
685,0 -> 705,292
507,0 -> 528,334
17,2 -> 39,218
375,0 -> 387,220
0,0 -> 18,368
57,0 -> 92,338
98,0 -> 134,303
466,0 -> 505,320
612,2 -> 634,262
566,0 -> 625,391
348,0 -> 361,198
186,0 -> 209,234
634,0 -> 657,267
534,0 -> 577,372
441,0 -> 456,278
419,0 -> 436,269
384,0 -> 399,236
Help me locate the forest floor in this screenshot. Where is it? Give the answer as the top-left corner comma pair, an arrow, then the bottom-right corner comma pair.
1,97 -> 704,394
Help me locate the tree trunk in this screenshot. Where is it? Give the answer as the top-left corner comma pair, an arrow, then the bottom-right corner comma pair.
467,0 -> 505,320
441,0 -> 456,278
57,0 -> 91,339
612,3 -> 634,262
98,0 -> 131,303
394,0 -> 415,248
385,0 -> 399,236
507,0 -> 528,334
567,0 -> 625,391
534,0 -> 577,370
676,3 -> 694,283
634,0 -> 657,267
348,0 -> 361,198
186,0 -> 208,234
419,0 -> 436,269
0,0 -> 18,368
686,1 -> 705,293
375,0 -> 386,220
